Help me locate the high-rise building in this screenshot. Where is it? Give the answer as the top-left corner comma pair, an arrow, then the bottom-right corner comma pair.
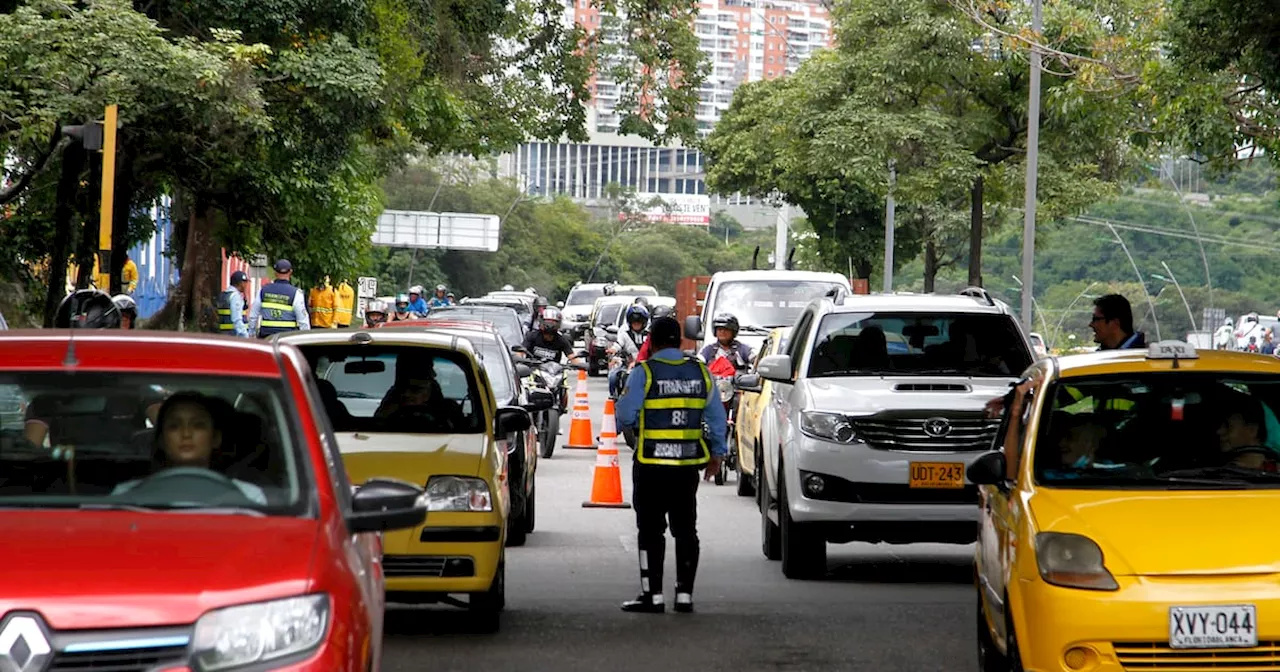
498,0 -> 832,226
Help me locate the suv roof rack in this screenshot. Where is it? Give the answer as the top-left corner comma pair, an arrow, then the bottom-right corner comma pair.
958,286 -> 995,306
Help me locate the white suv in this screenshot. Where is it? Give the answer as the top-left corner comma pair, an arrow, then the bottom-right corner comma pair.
754,289 -> 1034,579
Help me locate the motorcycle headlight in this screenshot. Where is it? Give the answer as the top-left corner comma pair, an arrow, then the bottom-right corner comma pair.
423,476 -> 493,512
799,411 -> 857,443
717,379 -> 735,402
1034,532 -> 1118,591
190,594 -> 330,671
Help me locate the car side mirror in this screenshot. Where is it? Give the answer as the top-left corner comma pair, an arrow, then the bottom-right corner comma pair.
734,373 -> 763,393
966,451 -> 1009,491
515,363 -> 533,377
495,406 -> 533,435
523,389 -> 555,412
346,478 -> 427,534
684,315 -> 703,340
756,354 -> 793,383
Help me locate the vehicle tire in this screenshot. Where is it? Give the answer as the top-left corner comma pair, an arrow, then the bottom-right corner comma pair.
506,499 -> 527,547
1005,605 -> 1025,672
525,481 -> 536,533
977,600 -> 1008,672
540,413 -> 558,459
714,465 -> 726,486
588,359 -> 600,377
470,557 -> 505,633
735,436 -> 755,498
760,463 -> 781,561
779,470 -> 825,580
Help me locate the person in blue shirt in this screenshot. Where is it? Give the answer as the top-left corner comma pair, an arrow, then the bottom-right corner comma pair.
406,285 -> 430,316
615,316 -> 727,615
428,284 -> 451,308
215,271 -> 251,337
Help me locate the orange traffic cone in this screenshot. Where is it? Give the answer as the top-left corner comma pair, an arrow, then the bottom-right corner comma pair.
583,397 -> 631,509
564,369 -> 596,450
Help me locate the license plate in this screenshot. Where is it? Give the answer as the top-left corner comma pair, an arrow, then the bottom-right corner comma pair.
1169,605 -> 1258,649
908,462 -> 964,489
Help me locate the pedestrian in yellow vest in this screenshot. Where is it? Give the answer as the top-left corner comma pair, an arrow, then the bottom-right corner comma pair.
308,276 -> 337,328
334,280 -> 355,328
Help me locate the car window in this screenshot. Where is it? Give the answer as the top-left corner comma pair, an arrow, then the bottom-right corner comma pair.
594,302 -> 626,326
1034,373 -> 1280,488
460,336 -> 515,403
711,280 -> 845,328
305,345 -> 486,434
0,374 -> 305,514
420,309 -> 523,349
566,287 -> 604,305
807,311 -> 1031,377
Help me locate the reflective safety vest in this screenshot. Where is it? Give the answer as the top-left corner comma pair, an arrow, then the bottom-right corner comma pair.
308,285 -> 336,328
258,280 -> 301,336
1061,385 -> 1136,412
215,289 -> 248,333
636,356 -> 712,466
334,282 -> 355,326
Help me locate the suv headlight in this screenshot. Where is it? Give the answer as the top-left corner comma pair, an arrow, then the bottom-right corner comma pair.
191,594 -> 330,671
1034,532 -> 1119,591
800,411 -> 857,443
423,476 -> 493,512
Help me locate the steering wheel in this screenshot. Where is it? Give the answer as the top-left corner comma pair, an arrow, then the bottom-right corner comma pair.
124,466 -> 249,502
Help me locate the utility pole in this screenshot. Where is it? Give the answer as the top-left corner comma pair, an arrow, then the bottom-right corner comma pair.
1020,0 -> 1042,332
774,202 -> 788,270
883,160 -> 896,292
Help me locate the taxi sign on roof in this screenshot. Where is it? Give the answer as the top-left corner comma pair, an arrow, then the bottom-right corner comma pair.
1147,340 -> 1199,360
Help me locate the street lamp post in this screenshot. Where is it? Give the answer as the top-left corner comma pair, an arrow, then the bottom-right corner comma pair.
1020,0 -> 1043,332
1012,275 -> 1052,338
1152,263 -> 1196,335
1105,223 -> 1161,341
1050,281 -> 1100,350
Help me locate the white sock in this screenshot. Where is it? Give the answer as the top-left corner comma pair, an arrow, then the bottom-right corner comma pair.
650,594 -> 664,605
676,593 -> 692,604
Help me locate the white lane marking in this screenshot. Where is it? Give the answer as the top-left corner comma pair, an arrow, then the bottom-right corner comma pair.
619,534 -> 636,553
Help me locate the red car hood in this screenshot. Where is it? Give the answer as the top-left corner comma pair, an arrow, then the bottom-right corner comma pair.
0,511 -> 319,629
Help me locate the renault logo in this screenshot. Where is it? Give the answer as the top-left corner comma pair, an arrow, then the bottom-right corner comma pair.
0,614 -> 52,672
923,417 -> 952,438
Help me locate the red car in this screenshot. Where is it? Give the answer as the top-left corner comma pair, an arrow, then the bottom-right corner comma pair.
0,331 -> 425,671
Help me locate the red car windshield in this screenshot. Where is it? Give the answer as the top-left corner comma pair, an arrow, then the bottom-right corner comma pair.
0,373 -> 306,513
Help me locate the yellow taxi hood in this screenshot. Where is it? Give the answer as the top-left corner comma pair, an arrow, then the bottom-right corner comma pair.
334,432 -> 488,483
1029,488 -> 1280,576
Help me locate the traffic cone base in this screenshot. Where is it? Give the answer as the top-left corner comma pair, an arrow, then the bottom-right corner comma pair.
564,369 -> 596,449
583,398 -> 630,508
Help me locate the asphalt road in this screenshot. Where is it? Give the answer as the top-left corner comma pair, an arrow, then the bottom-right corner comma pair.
382,376 -> 978,672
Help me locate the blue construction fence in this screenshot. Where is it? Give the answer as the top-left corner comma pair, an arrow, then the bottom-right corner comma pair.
129,197 -> 178,319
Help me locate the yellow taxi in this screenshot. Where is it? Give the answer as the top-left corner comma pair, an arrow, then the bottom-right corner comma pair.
281,330 -> 532,631
733,326 -> 790,500
971,341 -> 1280,671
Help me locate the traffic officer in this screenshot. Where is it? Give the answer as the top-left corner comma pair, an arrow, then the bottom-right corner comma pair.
615,316 -> 727,614
250,259 -> 310,337
216,271 -> 252,337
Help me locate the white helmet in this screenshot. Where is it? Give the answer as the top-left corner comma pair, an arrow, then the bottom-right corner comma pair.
112,294 -> 138,316
409,285 -> 425,296
501,284 -> 515,291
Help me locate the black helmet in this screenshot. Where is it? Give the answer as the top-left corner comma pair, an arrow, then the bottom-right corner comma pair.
651,304 -> 673,320
55,289 -> 121,329
712,312 -> 739,336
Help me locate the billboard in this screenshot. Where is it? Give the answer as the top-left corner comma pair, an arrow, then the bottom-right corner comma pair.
628,193 -> 711,226
373,211 -> 501,251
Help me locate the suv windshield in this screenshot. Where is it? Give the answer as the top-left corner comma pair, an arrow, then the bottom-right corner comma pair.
713,280 -> 846,328
566,287 -> 605,306
305,346 -> 485,434
1034,373 -> 1280,488
808,311 -> 1031,377
0,374 -> 304,513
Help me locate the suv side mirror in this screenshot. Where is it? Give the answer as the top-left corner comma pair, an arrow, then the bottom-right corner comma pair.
734,373 -> 763,393
347,478 -> 427,533
495,406 -> 533,435
966,451 -> 1008,491
685,315 -> 703,340
757,354 -> 793,383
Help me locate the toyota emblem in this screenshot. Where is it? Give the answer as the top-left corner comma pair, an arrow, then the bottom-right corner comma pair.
923,417 -> 952,438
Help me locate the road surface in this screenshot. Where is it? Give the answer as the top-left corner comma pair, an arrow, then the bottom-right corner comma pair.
382,376 -> 976,671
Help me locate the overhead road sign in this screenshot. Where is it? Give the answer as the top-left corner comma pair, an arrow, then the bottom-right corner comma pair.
373,211 -> 500,252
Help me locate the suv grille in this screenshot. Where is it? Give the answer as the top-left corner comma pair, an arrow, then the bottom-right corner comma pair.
1114,641 -> 1280,670
854,414 -> 998,452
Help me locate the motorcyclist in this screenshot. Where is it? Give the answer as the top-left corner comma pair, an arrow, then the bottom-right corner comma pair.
112,294 -> 139,330
364,299 -> 390,328
406,286 -> 429,316
531,295 -> 550,331
1214,317 -> 1235,351
391,293 -> 416,322
521,307 -> 581,364
699,312 -> 753,371
608,304 -> 650,397
429,284 -> 451,308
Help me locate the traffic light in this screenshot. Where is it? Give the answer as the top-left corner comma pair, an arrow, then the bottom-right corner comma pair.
61,121 -> 104,151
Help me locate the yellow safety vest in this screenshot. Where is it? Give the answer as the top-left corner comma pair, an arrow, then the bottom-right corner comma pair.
335,282 -> 355,326
635,356 -> 712,466
309,285 -> 336,328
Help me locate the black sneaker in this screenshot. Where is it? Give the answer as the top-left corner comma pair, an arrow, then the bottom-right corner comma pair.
621,594 -> 665,613
673,592 -> 694,613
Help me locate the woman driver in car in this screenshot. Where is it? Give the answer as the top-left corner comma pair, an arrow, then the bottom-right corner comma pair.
112,393 -> 267,504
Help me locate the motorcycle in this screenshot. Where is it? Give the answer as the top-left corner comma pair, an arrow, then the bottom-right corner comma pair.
706,355 -> 743,487
606,350 -> 637,449
517,350 -> 587,458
